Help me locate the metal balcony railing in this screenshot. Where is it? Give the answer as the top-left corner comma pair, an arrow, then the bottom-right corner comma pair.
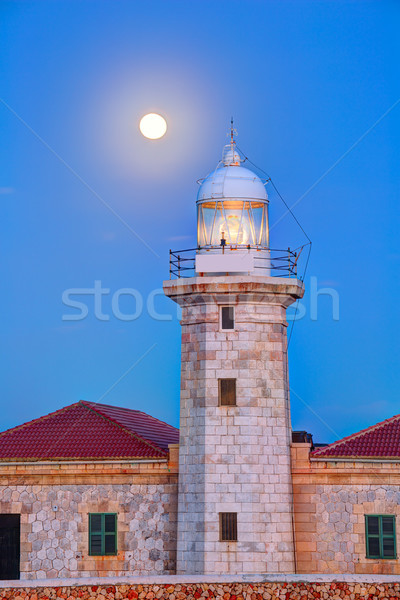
169,245 -> 307,280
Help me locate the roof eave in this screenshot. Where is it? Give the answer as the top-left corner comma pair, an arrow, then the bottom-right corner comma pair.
311,456 -> 400,463
0,455 -> 168,464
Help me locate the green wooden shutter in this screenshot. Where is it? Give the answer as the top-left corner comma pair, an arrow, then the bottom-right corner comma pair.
381,516 -> 396,558
89,513 -> 117,556
365,515 -> 396,559
104,513 -> 117,555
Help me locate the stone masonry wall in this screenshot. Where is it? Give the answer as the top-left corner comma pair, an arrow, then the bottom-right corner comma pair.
314,484 -> 400,574
1,580 -> 400,600
0,461 -> 178,580
292,444 -> 400,575
164,277 -> 304,576
294,480 -> 400,575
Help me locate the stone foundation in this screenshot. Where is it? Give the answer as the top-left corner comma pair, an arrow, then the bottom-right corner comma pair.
1,578 -> 400,599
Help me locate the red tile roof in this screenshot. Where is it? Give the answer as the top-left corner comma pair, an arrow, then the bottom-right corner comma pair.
311,413 -> 400,459
0,401 -> 179,461
82,401 -> 179,452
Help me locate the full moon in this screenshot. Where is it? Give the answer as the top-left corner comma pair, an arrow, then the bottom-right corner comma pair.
139,113 -> 167,139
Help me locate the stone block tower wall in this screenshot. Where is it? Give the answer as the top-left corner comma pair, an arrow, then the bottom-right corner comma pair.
164,276 -> 304,575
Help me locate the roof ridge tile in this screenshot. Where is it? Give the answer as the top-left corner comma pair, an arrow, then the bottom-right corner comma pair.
92,400 -> 178,431
80,400 -> 168,457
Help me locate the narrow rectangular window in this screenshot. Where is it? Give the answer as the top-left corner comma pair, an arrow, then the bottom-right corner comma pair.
89,513 -> 117,556
220,512 -> 237,542
365,515 -> 396,559
221,306 -> 234,330
219,378 -> 236,406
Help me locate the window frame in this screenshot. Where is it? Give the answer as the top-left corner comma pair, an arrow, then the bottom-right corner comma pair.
365,514 -> 396,560
219,512 -> 238,542
89,512 -> 118,556
218,378 -> 237,406
220,305 -> 235,331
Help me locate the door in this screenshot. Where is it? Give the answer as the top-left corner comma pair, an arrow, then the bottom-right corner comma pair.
0,515 -> 20,580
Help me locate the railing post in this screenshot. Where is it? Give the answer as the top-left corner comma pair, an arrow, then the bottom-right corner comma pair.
288,247 -> 291,277
178,254 -> 181,278
169,249 -> 172,280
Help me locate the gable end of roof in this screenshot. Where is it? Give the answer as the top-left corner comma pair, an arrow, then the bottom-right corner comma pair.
311,413 -> 400,459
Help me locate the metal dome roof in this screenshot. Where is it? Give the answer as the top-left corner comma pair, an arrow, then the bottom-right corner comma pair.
197,164 -> 268,203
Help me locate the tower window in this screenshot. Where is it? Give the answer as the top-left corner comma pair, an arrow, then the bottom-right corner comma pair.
219,378 -> 236,406
365,515 -> 396,559
221,306 -> 234,330
220,512 -> 237,542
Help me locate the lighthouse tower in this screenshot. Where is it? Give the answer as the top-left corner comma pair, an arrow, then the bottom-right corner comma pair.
164,130 -> 304,575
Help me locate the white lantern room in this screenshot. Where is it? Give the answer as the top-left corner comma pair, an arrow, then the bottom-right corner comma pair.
195,142 -> 270,275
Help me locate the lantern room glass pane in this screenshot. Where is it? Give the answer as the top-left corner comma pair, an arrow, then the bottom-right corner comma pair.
197,205 -> 204,246
251,205 -> 264,245
262,205 -> 268,245
243,203 -> 256,245
198,200 -> 269,247
214,201 -> 251,246
200,203 -> 217,246
211,202 -> 227,245
223,205 -> 249,245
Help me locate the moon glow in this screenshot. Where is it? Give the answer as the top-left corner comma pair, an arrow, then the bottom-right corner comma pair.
139,113 -> 167,139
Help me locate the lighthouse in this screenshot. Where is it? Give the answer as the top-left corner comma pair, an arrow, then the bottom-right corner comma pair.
164,129 -> 304,575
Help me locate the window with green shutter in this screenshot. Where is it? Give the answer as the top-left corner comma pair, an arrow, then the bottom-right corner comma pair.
365,515 -> 396,559
89,513 -> 117,556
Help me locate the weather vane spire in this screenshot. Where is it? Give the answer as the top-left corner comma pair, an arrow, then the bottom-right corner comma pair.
230,117 -> 238,147
222,118 -> 240,166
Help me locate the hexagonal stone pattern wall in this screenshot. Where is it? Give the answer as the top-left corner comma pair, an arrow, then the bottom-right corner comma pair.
0,482 -> 177,579
314,485 -> 400,574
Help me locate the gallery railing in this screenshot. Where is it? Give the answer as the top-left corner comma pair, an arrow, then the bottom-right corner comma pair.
169,245 -> 307,280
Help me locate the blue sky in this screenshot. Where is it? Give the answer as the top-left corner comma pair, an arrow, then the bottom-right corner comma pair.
1,1 -> 399,444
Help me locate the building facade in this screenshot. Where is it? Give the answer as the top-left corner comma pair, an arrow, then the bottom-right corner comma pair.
1,407 -> 400,579
0,401 -> 180,580
292,419 -> 400,575
0,135 -> 398,579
